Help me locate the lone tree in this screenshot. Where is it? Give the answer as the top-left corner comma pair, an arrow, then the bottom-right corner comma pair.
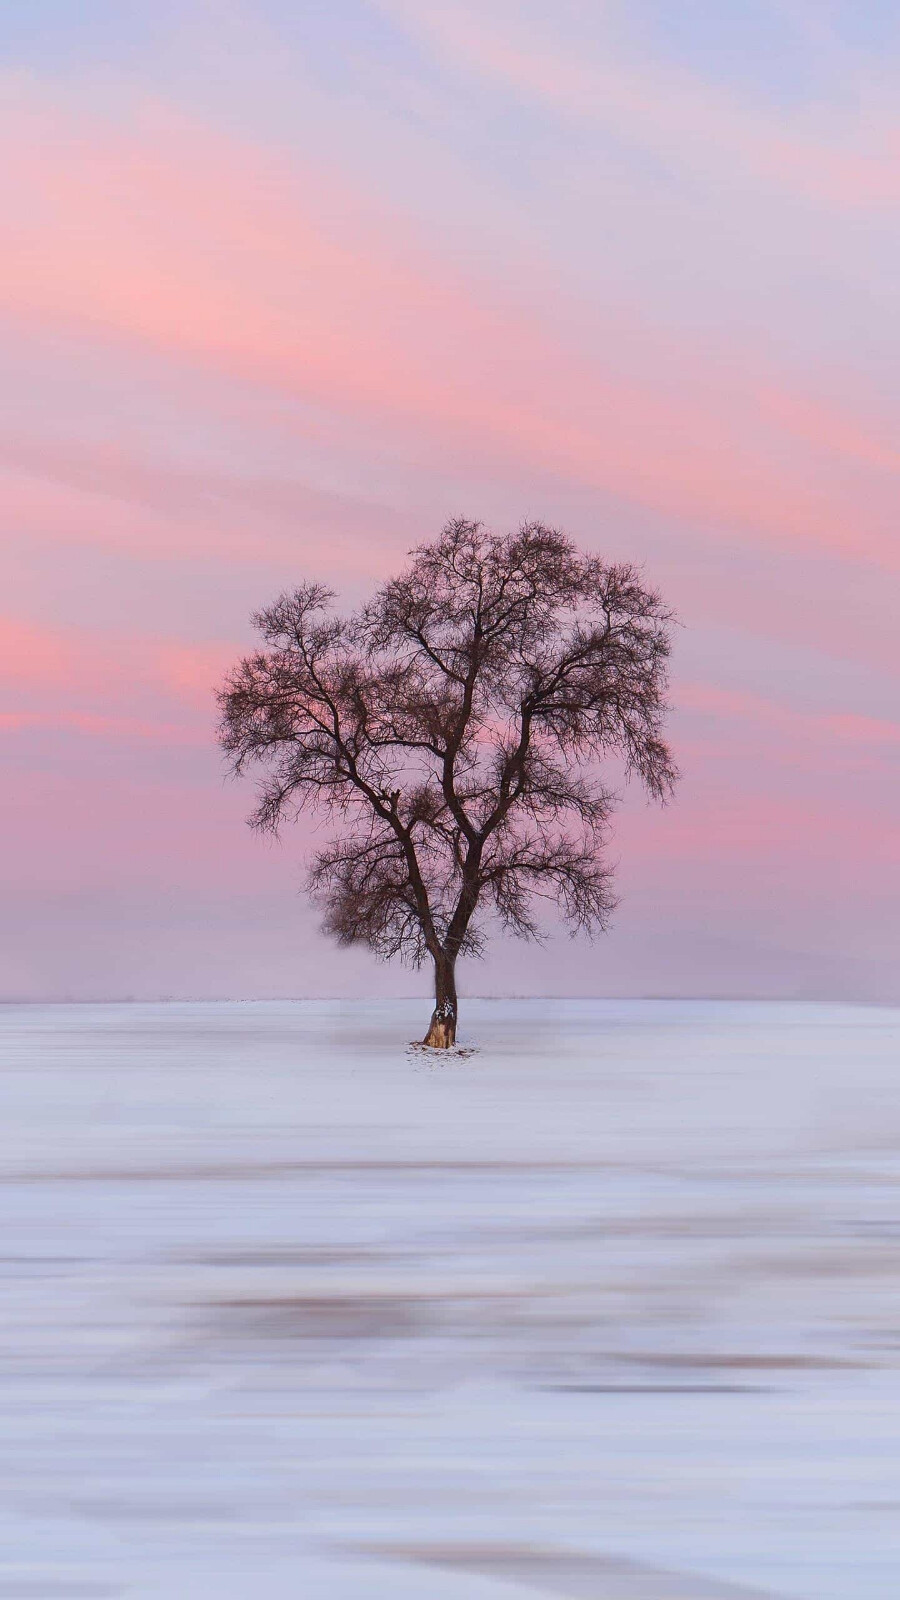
218,520 -> 677,1047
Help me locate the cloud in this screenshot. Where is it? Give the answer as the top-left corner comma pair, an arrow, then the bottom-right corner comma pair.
677,680 -> 900,760
0,710 -> 202,744
1,75 -> 898,576
0,24 -> 897,1001
0,614 -> 233,729
0,435 -> 418,572
375,1 -> 900,211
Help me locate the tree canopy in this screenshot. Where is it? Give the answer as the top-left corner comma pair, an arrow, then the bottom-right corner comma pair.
218,519 -> 678,1045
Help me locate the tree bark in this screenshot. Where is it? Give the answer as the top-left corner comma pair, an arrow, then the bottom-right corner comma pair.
423,950 -> 457,1048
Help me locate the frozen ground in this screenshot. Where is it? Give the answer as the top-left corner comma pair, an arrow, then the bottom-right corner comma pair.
2,997 -> 900,1599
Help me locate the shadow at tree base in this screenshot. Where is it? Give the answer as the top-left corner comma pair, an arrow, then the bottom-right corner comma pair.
407,1040 -> 480,1060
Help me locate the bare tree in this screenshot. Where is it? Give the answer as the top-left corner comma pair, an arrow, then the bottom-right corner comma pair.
218,520 -> 678,1047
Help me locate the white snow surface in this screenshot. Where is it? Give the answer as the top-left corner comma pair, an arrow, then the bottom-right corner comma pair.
2,997 -> 900,1598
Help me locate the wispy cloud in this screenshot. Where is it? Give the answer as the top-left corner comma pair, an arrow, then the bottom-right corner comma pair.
0,6 -> 896,997
2,78 -> 897,573
376,0 -> 900,210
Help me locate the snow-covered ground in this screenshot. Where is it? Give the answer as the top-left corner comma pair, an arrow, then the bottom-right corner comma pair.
2,997 -> 899,1598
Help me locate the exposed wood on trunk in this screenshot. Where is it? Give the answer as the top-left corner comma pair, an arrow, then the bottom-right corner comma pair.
423,954 -> 457,1048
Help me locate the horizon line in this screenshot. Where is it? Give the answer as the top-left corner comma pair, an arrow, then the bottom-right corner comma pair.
0,994 -> 895,1008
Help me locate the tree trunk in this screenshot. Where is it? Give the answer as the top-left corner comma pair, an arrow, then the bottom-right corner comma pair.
423,950 -> 457,1048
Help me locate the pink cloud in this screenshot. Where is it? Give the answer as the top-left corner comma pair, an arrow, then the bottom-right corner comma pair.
0,436 -> 417,573
0,709 -> 202,744
0,618 -> 72,684
1,80 -> 898,575
156,643 -> 239,707
378,2 -> 900,211
757,389 -> 900,476
823,712 -> 900,747
677,681 -> 900,757
0,614 -> 235,728
0,765 -> 258,894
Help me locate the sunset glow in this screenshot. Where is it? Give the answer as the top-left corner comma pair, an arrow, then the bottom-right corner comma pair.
1,1 -> 897,1000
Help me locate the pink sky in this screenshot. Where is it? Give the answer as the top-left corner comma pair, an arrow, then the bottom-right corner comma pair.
1,3 -> 898,1001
